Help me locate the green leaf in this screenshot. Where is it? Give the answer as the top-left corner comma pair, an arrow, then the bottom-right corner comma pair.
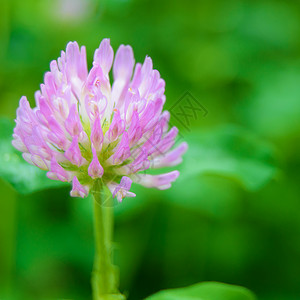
0,118 -> 68,194
178,125 -> 277,191
145,281 -> 256,300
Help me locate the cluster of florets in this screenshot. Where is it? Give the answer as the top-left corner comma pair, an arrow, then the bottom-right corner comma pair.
13,39 -> 187,201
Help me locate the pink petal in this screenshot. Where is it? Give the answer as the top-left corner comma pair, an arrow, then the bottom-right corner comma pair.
160,111 -> 170,133
110,132 -> 130,165
66,41 -> 88,81
88,148 -> 104,179
47,157 -> 70,182
49,60 -> 63,87
93,38 -> 114,75
106,109 -> 125,143
70,176 -> 89,198
127,111 -> 142,146
91,116 -> 104,152
31,154 -> 49,170
85,92 -> 107,122
128,146 -> 149,173
64,136 -> 84,166
47,117 -> 68,149
112,45 -> 135,109
139,56 -> 153,98
24,126 -> 52,160
108,176 -> 135,202
130,63 -> 142,89
16,96 -> 37,130
12,138 -> 27,152
65,104 -> 83,137
152,127 -> 178,156
85,64 -> 111,98
113,45 -> 134,83
151,142 -> 188,168
132,171 -> 180,190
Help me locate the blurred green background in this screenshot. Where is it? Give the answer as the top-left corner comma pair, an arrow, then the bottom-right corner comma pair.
0,0 -> 300,299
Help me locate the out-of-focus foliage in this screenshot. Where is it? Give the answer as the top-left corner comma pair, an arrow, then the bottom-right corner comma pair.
146,282 -> 256,300
178,125 -> 276,191
0,0 -> 300,299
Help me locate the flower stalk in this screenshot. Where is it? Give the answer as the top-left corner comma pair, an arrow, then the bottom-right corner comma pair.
11,38 -> 188,300
91,179 -> 125,300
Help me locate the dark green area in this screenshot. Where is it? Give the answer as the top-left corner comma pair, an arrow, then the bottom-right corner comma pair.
0,0 -> 300,299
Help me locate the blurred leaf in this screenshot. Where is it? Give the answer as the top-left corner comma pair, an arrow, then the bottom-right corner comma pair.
0,181 -> 16,297
178,125 -> 277,191
238,65 -> 300,139
239,1 -> 300,48
0,118 -> 68,194
145,281 -> 256,300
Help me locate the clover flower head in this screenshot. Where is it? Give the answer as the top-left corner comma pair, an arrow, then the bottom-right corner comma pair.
12,39 -> 188,201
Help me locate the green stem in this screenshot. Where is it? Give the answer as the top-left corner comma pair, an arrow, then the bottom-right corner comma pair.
91,180 -> 125,300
